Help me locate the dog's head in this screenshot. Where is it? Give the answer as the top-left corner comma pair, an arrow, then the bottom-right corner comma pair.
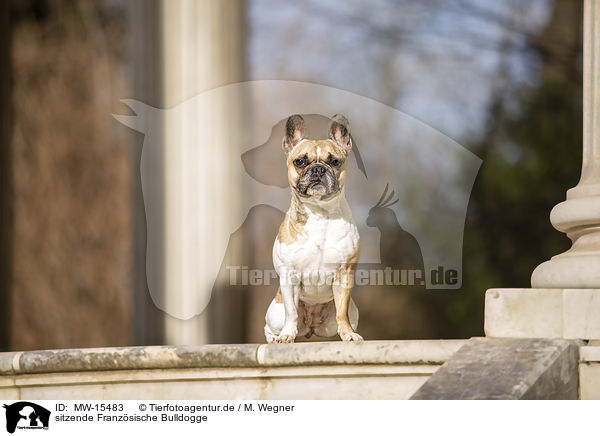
283,114 -> 353,201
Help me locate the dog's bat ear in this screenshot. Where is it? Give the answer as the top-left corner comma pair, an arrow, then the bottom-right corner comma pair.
328,114 -> 352,154
283,114 -> 305,152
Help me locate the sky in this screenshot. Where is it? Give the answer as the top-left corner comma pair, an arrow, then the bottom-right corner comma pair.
247,0 -> 552,146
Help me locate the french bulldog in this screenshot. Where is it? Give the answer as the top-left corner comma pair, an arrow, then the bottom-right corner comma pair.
264,114 -> 363,343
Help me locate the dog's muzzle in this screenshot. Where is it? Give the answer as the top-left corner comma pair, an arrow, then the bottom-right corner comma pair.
297,162 -> 339,198
309,163 -> 329,180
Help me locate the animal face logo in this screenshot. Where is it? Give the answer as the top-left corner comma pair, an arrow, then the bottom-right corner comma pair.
3,402 -> 50,433
114,80 -> 482,320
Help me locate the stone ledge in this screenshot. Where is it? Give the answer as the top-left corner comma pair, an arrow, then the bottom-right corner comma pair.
0,340 -> 466,375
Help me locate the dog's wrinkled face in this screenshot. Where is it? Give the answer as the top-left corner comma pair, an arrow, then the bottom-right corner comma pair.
283,114 -> 353,201
288,139 -> 345,199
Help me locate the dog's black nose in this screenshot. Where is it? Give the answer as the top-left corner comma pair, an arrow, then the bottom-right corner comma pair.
310,164 -> 327,177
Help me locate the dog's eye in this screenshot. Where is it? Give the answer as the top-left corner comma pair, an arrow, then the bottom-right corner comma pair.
329,158 -> 341,168
293,158 -> 306,168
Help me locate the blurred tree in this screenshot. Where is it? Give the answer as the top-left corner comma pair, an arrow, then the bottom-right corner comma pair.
247,0 -> 584,340
7,0 -> 132,350
0,0 -> 12,351
457,0 -> 583,337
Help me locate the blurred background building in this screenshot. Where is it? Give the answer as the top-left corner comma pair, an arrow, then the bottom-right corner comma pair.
0,0 -> 583,351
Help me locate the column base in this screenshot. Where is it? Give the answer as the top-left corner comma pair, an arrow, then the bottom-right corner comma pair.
532,255 -> 600,288
530,193 -> 600,288
485,288 -> 600,339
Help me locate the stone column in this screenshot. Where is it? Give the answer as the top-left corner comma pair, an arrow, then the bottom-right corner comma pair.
531,0 -> 600,289
129,0 -> 245,345
485,0 -> 600,340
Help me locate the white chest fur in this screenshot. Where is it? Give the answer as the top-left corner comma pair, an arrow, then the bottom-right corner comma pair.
273,194 -> 360,305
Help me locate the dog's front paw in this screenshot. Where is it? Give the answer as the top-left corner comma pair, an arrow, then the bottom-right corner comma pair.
275,325 -> 297,343
275,334 -> 296,343
339,329 -> 363,342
